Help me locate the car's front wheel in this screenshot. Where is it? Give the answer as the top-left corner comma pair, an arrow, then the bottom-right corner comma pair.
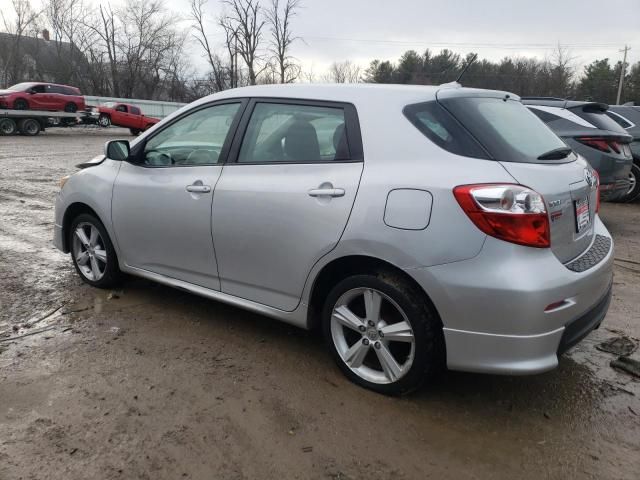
98,114 -> 111,127
69,213 -> 121,288
323,272 -> 445,395
64,102 -> 78,113
13,98 -> 28,110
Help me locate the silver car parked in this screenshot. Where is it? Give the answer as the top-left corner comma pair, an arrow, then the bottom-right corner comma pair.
54,84 -> 614,395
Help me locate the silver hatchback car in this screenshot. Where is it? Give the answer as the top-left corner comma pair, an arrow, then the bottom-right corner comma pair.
54,84 -> 614,395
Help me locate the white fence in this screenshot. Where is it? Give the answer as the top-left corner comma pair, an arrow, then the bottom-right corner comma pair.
84,96 -> 188,119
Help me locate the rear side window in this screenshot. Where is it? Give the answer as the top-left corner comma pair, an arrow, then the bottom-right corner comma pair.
605,111 -> 633,129
237,103 -> 351,163
440,97 -> 568,162
528,107 -> 562,123
403,101 -> 489,159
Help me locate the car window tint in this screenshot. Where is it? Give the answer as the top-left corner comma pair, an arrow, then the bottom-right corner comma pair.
403,101 -> 489,159
116,105 -> 128,113
440,97 -> 568,162
131,106 -> 141,115
143,103 -> 241,167
237,103 -> 349,163
31,85 -> 46,94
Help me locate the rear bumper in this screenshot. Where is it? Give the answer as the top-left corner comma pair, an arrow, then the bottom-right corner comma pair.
600,178 -> 632,201
406,216 -> 614,375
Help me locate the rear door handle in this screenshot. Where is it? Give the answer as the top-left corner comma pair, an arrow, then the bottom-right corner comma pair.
186,182 -> 211,193
308,188 -> 345,198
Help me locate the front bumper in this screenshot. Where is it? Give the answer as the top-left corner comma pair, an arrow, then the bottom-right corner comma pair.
406,216 -> 614,375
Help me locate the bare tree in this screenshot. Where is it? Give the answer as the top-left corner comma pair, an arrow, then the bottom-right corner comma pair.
265,0 -> 301,83
323,60 -> 361,83
1,0 -> 40,85
221,0 -> 266,85
190,0 -> 228,92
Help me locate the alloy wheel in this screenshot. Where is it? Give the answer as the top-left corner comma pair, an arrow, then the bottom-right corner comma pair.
330,287 -> 415,384
72,222 -> 108,281
627,169 -> 637,196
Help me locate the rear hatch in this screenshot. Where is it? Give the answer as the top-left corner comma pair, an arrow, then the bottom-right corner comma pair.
436,89 -> 597,263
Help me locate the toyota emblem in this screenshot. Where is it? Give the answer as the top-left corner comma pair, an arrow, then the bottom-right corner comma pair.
584,169 -> 596,187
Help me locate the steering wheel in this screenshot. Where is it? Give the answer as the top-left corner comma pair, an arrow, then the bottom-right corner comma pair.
144,149 -> 174,166
186,148 -> 220,165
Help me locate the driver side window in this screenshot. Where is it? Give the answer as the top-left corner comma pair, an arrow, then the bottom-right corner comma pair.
143,103 -> 241,167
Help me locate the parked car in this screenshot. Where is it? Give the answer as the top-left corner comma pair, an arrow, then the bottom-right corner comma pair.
96,102 -> 160,135
54,85 -> 613,395
523,98 -> 633,201
604,105 -> 640,202
0,82 -> 85,112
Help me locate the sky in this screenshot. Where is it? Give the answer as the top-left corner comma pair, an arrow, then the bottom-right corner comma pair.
182,0 -> 640,77
3,0 -> 640,77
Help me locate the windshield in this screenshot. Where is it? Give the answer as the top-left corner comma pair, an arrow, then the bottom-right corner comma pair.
7,83 -> 34,91
102,102 -> 116,108
440,97 -> 571,163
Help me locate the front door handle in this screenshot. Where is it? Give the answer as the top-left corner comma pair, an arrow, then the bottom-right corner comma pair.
308,188 -> 345,198
186,181 -> 211,193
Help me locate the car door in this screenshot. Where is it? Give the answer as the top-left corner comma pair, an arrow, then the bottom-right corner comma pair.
111,100 -> 246,290
113,104 -> 128,126
29,84 -> 47,109
212,99 -> 364,311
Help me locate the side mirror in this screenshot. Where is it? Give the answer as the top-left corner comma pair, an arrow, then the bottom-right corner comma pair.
105,140 -> 130,161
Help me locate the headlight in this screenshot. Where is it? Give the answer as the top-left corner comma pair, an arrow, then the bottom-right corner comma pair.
60,175 -> 70,189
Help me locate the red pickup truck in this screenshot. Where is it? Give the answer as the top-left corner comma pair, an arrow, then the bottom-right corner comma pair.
96,102 -> 160,135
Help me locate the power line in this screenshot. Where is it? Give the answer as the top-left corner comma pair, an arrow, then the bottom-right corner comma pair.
302,35 -> 631,51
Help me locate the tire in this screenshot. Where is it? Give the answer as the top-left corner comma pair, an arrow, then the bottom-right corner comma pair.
0,118 -> 17,135
322,272 -> 445,395
98,114 -> 111,127
64,102 -> 78,113
69,213 -> 121,289
18,118 -> 41,136
623,160 -> 640,203
13,98 -> 28,110
130,128 -> 141,136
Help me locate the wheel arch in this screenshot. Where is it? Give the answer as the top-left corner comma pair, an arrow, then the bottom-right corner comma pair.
306,254 -> 442,331
61,202 -> 103,252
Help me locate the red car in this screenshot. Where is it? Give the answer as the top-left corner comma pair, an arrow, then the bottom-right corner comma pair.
96,102 -> 160,135
0,82 -> 85,112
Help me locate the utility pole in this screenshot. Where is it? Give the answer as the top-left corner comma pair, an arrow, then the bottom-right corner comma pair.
616,45 -> 630,105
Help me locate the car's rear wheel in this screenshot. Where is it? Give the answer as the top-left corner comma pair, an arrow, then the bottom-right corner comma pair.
98,114 -> 111,127
18,118 -> 41,136
0,118 -> 17,135
130,128 -> 141,136
623,160 -> 640,203
64,102 -> 78,113
13,98 -> 28,110
323,272 -> 445,395
69,213 -> 121,288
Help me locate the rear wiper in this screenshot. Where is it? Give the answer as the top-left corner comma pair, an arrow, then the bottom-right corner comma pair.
537,147 -> 572,160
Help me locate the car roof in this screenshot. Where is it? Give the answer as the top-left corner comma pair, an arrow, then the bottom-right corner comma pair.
195,83 -> 518,108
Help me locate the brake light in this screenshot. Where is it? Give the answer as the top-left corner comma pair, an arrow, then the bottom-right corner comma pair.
576,137 -> 623,154
593,170 -> 600,213
453,184 -> 550,248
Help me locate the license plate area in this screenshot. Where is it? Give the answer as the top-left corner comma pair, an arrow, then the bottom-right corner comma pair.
574,197 -> 590,234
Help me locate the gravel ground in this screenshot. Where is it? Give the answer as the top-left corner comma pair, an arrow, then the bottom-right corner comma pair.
0,128 -> 639,480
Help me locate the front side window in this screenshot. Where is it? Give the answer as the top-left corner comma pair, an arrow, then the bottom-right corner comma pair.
130,106 -> 141,115
30,85 -> 45,94
143,102 -> 241,167
116,105 -> 128,113
238,103 -> 349,163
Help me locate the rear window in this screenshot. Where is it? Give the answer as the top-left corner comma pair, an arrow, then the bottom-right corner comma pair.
439,97 -> 569,163
572,107 -> 628,133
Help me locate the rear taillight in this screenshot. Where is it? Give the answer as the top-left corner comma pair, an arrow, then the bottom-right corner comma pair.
453,184 -> 550,248
576,136 -> 622,154
593,170 -> 600,213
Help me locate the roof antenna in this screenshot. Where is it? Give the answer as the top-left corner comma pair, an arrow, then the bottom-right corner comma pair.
455,53 -> 478,84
